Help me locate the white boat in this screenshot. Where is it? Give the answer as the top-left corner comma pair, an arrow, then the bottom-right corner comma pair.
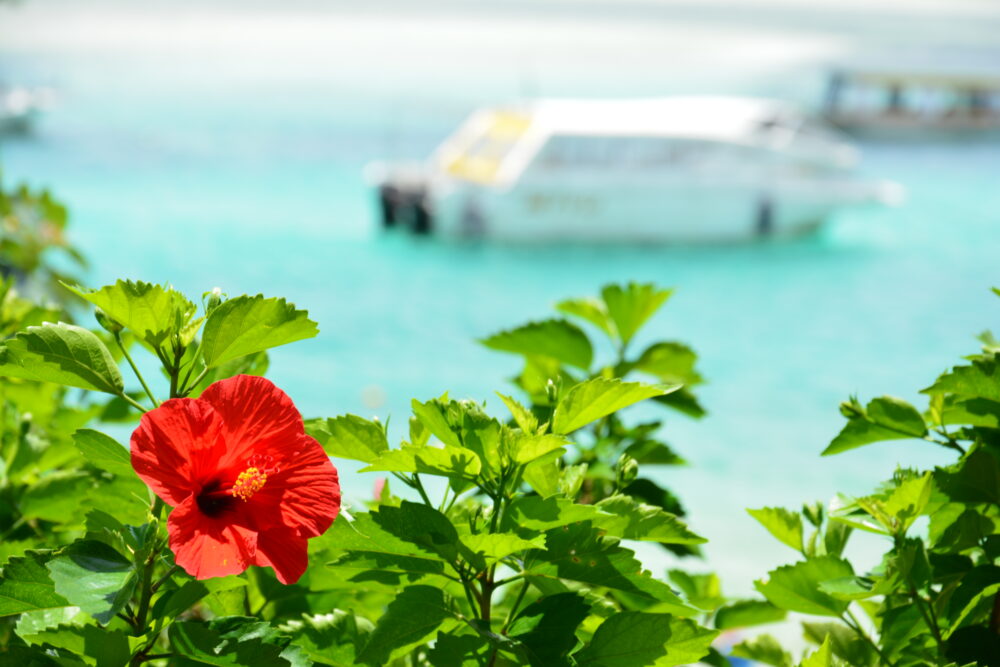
0,86 -> 55,135
367,96 -> 901,242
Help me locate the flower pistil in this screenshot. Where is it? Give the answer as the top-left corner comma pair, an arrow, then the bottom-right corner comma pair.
231,466 -> 267,501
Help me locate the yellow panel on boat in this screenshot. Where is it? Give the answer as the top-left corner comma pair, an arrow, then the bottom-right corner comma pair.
446,111 -> 531,185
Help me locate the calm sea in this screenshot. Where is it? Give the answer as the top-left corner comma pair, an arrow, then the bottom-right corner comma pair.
3,0 -> 1000,599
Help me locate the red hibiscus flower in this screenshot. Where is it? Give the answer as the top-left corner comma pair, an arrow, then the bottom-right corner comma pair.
130,375 -> 340,584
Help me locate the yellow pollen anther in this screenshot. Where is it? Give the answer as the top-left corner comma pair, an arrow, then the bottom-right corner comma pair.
231,467 -> 267,501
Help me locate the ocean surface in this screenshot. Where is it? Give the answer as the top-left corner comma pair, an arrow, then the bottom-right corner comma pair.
3,0 -> 1000,606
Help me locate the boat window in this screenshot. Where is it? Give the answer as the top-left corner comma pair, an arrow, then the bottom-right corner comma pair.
445,112 -> 531,184
534,135 -> 697,170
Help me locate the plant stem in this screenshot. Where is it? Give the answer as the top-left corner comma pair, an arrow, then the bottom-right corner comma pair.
909,581 -> 945,655
151,565 -> 179,594
133,554 -> 157,632
493,573 -> 526,587
922,434 -> 965,456
180,367 -> 210,398
120,393 -> 149,414
168,347 -> 180,399
843,608 -> 895,667
501,578 -> 531,633
177,340 -> 204,393
453,564 -> 481,621
115,333 -> 159,407
413,474 -> 433,507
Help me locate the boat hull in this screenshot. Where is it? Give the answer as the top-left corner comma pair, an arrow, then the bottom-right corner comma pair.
388,177 -> 895,243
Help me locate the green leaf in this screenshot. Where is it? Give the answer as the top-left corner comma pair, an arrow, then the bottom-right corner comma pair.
624,439 -> 685,465
360,442 -> 482,481
882,473 -> 933,532
355,585 -> 453,666
573,611 -> 716,667
14,607 -> 86,637
369,502 -> 459,562
816,575 -> 894,601
281,611 -> 373,666
937,396 -> 1000,428
65,280 -> 196,349
552,378 -> 677,435
0,322 -> 124,394
508,593 -> 590,667
0,551 -> 71,617
155,580 -> 210,621
802,622 -> 875,666
17,624 -> 132,667
480,319 -> 593,370
201,578 -> 250,619
923,355 -> 1000,402
410,397 -> 463,449
714,600 -> 786,629
600,283 -> 673,344
425,632 -> 489,667
823,396 -> 928,456
306,415 -> 388,464
944,565 -> 1000,637
20,472 -> 94,524
311,503 -> 458,585
84,509 -> 141,553
755,557 -> 854,617
526,522 -> 697,614
801,636 -> 834,667
652,388 -> 707,419
730,634 -> 793,667
72,429 -> 134,478
668,570 -> 724,610
555,297 -> 615,338
201,294 -> 318,368
496,393 -> 539,434
169,617 -> 295,666
594,495 -> 706,544
513,433 -> 570,464
45,540 -> 137,625
937,447 -> 1000,504
747,507 -> 804,553
522,451 -> 563,498
80,472 -> 149,528
460,533 -> 545,565
504,496 -> 613,532
632,342 -> 702,386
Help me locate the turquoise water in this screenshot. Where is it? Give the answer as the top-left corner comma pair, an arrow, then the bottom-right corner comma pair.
3,0 -> 1000,598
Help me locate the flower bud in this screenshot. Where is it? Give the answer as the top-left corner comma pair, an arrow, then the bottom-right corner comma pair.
615,453 -> 639,487
204,287 -> 224,315
545,378 -> 558,404
94,307 -> 123,333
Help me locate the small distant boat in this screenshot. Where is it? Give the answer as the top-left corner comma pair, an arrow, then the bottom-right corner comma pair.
0,86 -> 55,135
367,96 -> 900,242
824,66 -> 1000,139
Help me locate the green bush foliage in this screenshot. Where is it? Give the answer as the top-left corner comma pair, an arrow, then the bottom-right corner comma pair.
3,187 -> 1000,666
744,289 -> 1000,667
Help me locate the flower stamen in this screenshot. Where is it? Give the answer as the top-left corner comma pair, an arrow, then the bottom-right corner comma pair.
231,466 -> 267,501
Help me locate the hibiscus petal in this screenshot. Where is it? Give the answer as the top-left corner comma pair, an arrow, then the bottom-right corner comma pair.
198,375 -> 305,469
131,397 -> 225,506
254,525 -> 309,585
252,433 -> 341,538
168,497 -> 257,580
